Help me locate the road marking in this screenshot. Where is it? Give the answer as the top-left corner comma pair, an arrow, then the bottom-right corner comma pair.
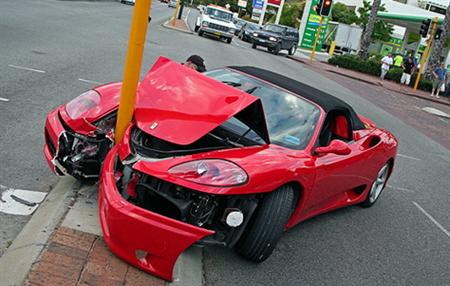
386,184 -> 414,193
8,64 -> 46,73
422,107 -> 450,119
78,78 -> 102,85
397,153 -> 421,161
0,97 -> 10,102
0,186 -> 47,216
413,201 -> 450,239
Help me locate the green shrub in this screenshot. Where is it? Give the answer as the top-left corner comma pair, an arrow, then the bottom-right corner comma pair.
328,55 -> 433,91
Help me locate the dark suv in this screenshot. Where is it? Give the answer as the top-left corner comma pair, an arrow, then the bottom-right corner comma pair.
250,24 -> 299,55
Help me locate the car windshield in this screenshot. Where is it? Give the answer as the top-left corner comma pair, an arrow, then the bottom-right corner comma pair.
246,23 -> 259,31
206,7 -> 233,21
264,24 -> 285,34
204,69 -> 321,150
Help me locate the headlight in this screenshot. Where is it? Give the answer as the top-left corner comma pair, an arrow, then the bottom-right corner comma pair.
253,32 -> 258,37
65,90 -> 100,119
202,21 -> 209,27
269,37 -> 278,42
229,29 -> 235,34
168,159 -> 248,187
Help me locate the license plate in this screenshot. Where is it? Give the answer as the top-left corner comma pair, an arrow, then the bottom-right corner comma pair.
214,32 -> 221,36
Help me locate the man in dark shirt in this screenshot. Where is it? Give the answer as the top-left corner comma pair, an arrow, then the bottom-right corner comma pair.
399,57 -> 415,91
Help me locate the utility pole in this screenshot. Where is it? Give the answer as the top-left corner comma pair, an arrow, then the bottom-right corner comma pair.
172,0 -> 182,26
115,0 -> 152,144
413,16 -> 438,91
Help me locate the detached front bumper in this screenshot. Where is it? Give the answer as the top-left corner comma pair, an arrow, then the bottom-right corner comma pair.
98,146 -> 214,281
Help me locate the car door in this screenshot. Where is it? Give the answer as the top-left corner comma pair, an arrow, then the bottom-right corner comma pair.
302,112 -> 377,214
281,28 -> 289,49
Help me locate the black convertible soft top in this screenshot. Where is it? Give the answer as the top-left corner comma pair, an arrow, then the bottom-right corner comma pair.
230,66 -> 366,130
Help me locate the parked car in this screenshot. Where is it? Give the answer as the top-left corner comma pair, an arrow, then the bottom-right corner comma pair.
43,56 -> 397,281
168,0 -> 177,8
120,0 -> 135,5
160,0 -> 169,3
238,22 -> 261,42
250,23 -> 299,55
233,18 -> 247,35
195,5 -> 236,44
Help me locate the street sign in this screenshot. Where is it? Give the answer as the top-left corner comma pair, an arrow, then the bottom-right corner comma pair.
252,0 -> 264,9
268,0 -> 281,6
299,0 -> 329,51
238,0 -> 247,8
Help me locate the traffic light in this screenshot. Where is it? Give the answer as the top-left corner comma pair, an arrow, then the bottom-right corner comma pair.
420,19 -> 431,37
315,0 -> 333,16
434,27 -> 443,40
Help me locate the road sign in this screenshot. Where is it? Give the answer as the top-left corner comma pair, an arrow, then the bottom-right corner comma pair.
268,0 -> 281,6
252,0 -> 264,9
299,0 -> 329,51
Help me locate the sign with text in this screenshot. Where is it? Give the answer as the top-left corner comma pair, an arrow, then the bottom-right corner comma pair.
238,0 -> 248,7
267,0 -> 281,6
300,0 -> 329,51
252,0 -> 264,9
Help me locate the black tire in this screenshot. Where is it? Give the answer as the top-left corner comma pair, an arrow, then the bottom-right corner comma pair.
272,43 -> 281,55
267,47 -> 273,52
360,163 -> 390,208
288,44 -> 297,55
198,30 -> 204,37
226,37 -> 232,44
252,43 -> 257,49
236,185 -> 294,262
194,25 -> 199,32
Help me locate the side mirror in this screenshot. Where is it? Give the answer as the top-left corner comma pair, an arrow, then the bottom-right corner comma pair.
315,139 -> 351,156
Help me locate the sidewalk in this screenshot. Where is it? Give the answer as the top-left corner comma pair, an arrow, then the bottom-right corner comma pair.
287,54 -> 450,107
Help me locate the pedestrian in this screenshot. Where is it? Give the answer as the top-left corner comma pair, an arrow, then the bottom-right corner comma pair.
184,55 -> 206,72
393,53 -> 403,68
431,62 -> 447,98
380,53 -> 393,81
399,57 -> 415,91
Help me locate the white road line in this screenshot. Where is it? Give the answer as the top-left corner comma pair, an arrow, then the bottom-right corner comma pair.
185,8 -> 191,21
0,97 -> 10,102
413,201 -> 450,239
397,153 -> 421,161
78,78 -> 102,85
386,184 -> 414,193
0,187 -> 47,216
8,64 -> 46,73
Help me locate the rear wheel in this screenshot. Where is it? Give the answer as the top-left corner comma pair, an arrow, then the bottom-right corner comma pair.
252,43 -> 257,49
360,163 -> 390,208
288,44 -> 297,55
226,37 -> 232,44
194,25 -> 199,32
236,185 -> 294,262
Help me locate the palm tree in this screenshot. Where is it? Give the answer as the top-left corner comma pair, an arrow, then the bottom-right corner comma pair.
427,5 -> 450,74
358,0 -> 382,58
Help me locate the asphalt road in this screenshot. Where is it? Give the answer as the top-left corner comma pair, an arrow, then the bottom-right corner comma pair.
1,1 -> 450,284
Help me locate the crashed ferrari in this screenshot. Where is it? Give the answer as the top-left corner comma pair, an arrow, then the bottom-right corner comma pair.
43,57 -> 398,281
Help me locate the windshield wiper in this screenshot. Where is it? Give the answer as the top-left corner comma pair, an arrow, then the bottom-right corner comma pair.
222,81 -> 242,87
245,86 -> 259,94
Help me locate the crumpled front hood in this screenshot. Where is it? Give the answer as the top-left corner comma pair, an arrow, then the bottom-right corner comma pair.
135,57 -> 265,145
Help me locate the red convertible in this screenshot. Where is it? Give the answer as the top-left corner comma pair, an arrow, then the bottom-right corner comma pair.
43,57 -> 398,281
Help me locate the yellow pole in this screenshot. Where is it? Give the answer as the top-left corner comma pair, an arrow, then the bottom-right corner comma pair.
115,0 -> 152,144
310,16 -> 324,63
329,41 -> 336,57
413,16 -> 438,91
171,0 -> 182,26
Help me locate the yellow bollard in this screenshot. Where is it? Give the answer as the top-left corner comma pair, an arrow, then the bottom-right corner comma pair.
328,41 -> 336,57
115,0 -> 152,144
310,16 -> 324,63
172,0 -> 182,27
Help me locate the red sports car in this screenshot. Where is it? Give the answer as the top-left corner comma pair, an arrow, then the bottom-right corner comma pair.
43,57 -> 398,281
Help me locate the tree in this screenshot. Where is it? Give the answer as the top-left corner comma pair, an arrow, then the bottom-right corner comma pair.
331,3 -> 359,25
358,0 -> 393,58
428,5 -> 450,73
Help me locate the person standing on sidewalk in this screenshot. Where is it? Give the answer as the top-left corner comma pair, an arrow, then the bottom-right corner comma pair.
380,53 -> 393,81
399,57 -> 415,91
431,62 -> 447,98
393,54 -> 403,68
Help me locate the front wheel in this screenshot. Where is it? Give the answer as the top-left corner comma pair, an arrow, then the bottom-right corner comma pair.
272,43 -> 281,55
236,185 -> 294,262
360,163 -> 390,208
288,44 -> 297,55
252,43 -> 257,49
226,37 -> 232,44
198,30 -> 204,36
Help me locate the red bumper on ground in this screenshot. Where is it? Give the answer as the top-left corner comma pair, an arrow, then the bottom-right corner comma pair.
98,146 -> 215,281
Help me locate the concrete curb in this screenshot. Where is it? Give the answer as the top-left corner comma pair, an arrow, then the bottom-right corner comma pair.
162,19 -> 193,34
0,177 -> 77,286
